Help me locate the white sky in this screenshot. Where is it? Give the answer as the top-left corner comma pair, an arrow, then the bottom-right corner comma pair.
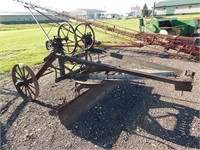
0,0 -> 161,14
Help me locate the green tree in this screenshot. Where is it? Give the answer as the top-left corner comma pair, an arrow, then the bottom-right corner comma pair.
142,3 -> 149,17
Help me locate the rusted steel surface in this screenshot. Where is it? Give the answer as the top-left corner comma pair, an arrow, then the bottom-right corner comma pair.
60,55 -> 194,91
107,52 -> 183,76
96,41 -> 144,48
58,80 -> 122,127
135,32 -> 200,57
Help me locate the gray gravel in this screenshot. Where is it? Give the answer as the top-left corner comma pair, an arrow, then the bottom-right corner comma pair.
1,47 -> 200,150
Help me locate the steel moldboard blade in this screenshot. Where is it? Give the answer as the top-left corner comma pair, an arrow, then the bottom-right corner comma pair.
58,80 -> 122,128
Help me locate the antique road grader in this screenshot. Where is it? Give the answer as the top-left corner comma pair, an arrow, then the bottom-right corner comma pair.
12,0 -> 196,127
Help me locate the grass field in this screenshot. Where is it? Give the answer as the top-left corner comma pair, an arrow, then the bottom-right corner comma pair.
0,28 -> 49,74
0,19 -> 139,74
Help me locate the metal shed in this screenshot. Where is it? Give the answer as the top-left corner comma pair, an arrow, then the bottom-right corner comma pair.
154,0 -> 200,16
70,8 -> 106,19
0,12 -> 63,24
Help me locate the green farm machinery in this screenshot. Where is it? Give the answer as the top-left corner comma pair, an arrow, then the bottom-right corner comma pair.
144,18 -> 199,37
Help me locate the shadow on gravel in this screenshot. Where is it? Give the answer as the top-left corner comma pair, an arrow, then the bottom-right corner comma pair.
0,87 -> 29,150
0,88 -> 60,150
31,99 -> 60,116
1,83 -> 199,149
116,48 -> 199,62
63,82 -> 199,149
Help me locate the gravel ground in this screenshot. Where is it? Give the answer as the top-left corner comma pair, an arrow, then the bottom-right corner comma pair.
0,47 -> 200,150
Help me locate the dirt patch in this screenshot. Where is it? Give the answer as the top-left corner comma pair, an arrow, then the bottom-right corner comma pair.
1,47 -> 200,150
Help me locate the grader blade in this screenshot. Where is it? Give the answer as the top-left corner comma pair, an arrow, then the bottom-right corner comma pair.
58,81 -> 122,127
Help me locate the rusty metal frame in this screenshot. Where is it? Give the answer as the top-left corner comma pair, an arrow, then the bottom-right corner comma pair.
25,42 -> 194,126
30,37 -> 194,93
36,44 -> 194,126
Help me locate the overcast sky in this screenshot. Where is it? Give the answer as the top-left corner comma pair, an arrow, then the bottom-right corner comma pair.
0,0 -> 161,14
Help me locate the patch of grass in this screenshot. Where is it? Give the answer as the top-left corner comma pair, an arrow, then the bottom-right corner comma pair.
102,19 -> 140,30
0,23 -> 52,31
0,19 -> 139,74
0,28 -> 52,73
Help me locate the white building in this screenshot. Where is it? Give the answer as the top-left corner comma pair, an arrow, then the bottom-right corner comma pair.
70,9 -> 106,19
154,0 -> 200,16
131,5 -> 142,18
106,14 -> 121,20
0,12 -> 62,24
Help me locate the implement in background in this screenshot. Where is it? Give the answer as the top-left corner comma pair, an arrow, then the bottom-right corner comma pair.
14,0 -> 200,59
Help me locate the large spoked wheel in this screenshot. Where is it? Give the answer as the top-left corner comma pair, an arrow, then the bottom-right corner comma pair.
58,22 -> 77,54
12,63 -> 39,100
75,23 -> 95,51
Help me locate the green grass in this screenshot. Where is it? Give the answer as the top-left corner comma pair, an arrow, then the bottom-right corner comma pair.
0,28 -> 49,73
0,23 -> 52,31
100,19 -> 140,30
0,19 -> 139,74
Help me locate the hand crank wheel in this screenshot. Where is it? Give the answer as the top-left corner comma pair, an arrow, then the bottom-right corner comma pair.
58,22 -> 77,54
75,23 -> 95,51
12,63 -> 39,100
45,39 -> 53,52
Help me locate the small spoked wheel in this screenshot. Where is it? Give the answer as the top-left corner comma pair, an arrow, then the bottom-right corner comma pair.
58,22 -> 77,54
12,63 -> 39,100
75,23 -> 95,51
45,39 -> 54,52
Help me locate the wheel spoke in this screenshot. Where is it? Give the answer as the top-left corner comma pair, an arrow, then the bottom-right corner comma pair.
16,76 -> 22,81
21,85 -> 25,91
76,29 -> 83,36
63,44 -> 73,47
77,39 -> 82,42
28,83 -> 35,89
15,69 -> 23,79
66,43 -> 69,52
84,25 -> 87,34
61,28 -> 66,37
25,86 -> 28,96
76,34 -> 82,39
27,85 -> 35,95
26,71 -> 30,79
68,39 -> 75,43
67,27 -> 70,36
17,65 -> 25,78
26,87 -> 33,99
62,25 -> 73,34
22,67 -> 26,78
